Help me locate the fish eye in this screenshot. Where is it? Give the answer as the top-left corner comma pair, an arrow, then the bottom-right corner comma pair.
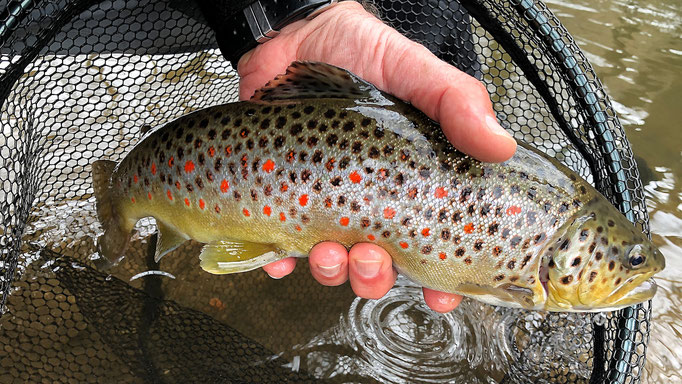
629,254 -> 645,269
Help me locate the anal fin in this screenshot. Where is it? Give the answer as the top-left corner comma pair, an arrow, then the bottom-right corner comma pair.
199,240 -> 285,274
154,221 -> 189,263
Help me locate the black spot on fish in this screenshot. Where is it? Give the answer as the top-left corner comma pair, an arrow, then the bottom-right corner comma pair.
342,121 -> 355,132
199,119 -> 209,128
299,151 -> 308,162
185,133 -> 194,143
474,240 -> 484,251
290,123 -> 303,135
195,176 -> 204,190
558,202 -> 569,214
455,160 -> 471,174
185,183 -> 193,192
220,116 -> 231,126
421,245 -> 433,255
394,173 -> 405,186
507,260 -> 516,270
368,146 -> 380,159
234,118 -> 242,127
361,118 -> 372,127
291,111 -> 301,119
330,176 -> 342,187
303,106 -> 314,114
276,116 -> 287,129
459,187 -> 472,203
339,157 -> 350,169
261,106 -> 272,114
177,147 -> 184,160
560,275 -> 573,284
440,229 -> 451,240
301,169 -> 311,183
233,191 -> 241,201
326,134 -> 338,147
494,274 -> 505,282
452,211 -> 463,223
559,239 -> 570,251
307,120 -> 318,129
488,223 -> 499,235
534,233 -> 546,244
521,254 -> 532,269
339,139 -> 349,150
501,228 -> 511,240
324,109 -> 336,118
455,248 -> 465,257
198,153 -> 205,166
480,204 -> 491,216
467,204 -> 476,215
571,257 -> 581,267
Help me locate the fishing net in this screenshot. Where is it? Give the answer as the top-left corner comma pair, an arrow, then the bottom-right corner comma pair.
0,0 -> 652,383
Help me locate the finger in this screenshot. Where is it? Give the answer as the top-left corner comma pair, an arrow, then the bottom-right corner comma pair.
309,242 -> 349,286
422,287 -> 463,313
262,257 -> 297,279
348,243 -> 397,299
376,38 -> 516,162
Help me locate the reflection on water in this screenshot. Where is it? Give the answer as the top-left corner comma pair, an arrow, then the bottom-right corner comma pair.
545,0 -> 682,382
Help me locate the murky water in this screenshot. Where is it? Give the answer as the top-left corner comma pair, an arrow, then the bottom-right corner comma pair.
0,0 -> 679,383
544,0 -> 682,382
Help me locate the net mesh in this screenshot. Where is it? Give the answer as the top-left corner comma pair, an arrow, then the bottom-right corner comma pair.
0,0 -> 652,382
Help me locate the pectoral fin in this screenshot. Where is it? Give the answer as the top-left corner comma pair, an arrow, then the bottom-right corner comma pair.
154,222 -> 189,263
199,240 -> 286,274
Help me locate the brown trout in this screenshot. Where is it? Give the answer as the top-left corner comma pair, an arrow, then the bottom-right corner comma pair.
92,62 -> 664,312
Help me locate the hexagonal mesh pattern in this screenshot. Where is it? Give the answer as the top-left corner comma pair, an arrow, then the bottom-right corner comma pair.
0,0 -> 651,383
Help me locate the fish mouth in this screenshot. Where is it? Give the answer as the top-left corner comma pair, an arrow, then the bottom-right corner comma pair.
607,277 -> 657,305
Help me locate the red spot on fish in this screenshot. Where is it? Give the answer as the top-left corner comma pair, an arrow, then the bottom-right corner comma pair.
262,159 -> 275,173
151,163 -> 157,175
199,199 -> 205,210
383,207 -> 396,219
147,192 -> 152,200
133,174 -> 138,183
220,179 -> 229,193
184,161 -> 195,173
131,197 -> 135,203
175,181 -> 181,190
279,212 -> 286,222
407,188 -> 418,199
263,206 -> 271,216
349,171 -> 362,184
243,208 -> 250,217
280,182 -> 289,192
422,228 -> 431,237
184,198 -> 190,207
367,234 -> 375,241
324,197 -> 332,208
299,194 -> 309,207
464,223 -> 474,234
506,205 -> 522,216
168,156 -> 174,167
339,217 -> 350,226
434,187 -> 447,198
208,146 -> 215,157
400,242 -> 408,249
295,225 -> 302,232
225,145 -> 232,155
167,190 -> 173,200
439,253 -> 447,260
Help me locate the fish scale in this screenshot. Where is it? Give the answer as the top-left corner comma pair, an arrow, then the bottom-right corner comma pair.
92,62 -> 664,312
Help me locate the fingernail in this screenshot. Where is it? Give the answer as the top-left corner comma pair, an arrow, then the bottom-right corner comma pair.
267,273 -> 283,280
485,115 -> 513,139
355,259 -> 382,278
317,263 -> 342,278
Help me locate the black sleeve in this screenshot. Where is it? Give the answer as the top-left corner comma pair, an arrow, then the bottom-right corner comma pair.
195,0 -> 256,66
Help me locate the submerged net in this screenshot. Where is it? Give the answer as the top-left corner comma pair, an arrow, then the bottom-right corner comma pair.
0,0 -> 652,382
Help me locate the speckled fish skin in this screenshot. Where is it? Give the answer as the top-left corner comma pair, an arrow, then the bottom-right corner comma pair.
92,62 -> 664,312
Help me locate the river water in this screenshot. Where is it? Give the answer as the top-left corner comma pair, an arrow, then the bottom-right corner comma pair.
545,0 -> 682,382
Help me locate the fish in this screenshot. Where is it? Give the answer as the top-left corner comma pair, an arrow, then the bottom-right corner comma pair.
91,62 -> 664,312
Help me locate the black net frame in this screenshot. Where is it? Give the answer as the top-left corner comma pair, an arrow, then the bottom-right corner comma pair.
0,0 -> 652,382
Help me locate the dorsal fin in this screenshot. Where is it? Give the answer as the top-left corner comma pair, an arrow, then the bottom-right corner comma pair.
252,61 -> 390,104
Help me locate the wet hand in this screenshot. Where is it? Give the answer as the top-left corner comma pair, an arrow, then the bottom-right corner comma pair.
238,1 -> 516,312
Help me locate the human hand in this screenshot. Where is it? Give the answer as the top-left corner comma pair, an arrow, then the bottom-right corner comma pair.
237,1 -> 517,312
